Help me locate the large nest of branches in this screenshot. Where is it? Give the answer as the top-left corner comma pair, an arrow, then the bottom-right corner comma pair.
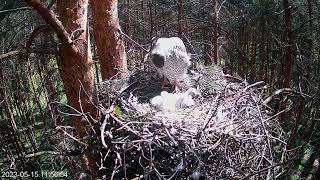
97,66 -> 289,179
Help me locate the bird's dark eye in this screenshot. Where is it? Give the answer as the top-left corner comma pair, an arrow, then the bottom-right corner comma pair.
152,54 -> 165,68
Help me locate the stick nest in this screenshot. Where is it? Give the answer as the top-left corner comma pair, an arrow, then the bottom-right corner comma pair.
97,66 -> 289,179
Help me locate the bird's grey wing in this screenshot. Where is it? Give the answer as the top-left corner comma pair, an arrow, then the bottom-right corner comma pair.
173,49 -> 191,67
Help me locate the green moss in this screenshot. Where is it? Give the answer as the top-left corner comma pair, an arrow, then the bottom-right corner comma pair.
113,105 -> 123,116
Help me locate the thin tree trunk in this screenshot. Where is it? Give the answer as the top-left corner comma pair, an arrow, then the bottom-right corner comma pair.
270,50 -> 276,91
149,0 -> 154,40
238,25 -> 245,77
203,28 -> 211,66
282,0 -> 293,88
279,0 -> 294,123
211,0 -> 218,64
243,25 -> 248,75
306,0 -> 313,77
177,0 -> 184,38
136,0 -> 144,43
153,1 -> 157,35
265,30 -> 270,83
124,0 -> 130,35
91,0 -> 128,80
250,26 -> 256,82
260,21 -> 266,81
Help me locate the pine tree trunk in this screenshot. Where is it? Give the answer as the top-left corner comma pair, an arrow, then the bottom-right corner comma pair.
25,0 -> 99,175
279,0 -> 294,123
56,0 -> 98,175
282,0 -> 293,88
238,25 -> 245,77
265,31 -> 270,83
138,0 -> 144,43
306,0 -> 313,78
211,0 -> 218,64
250,26 -> 256,82
124,0 -> 130,35
91,0 -> 128,80
260,21 -> 266,81
203,28 -> 211,66
178,0 -> 184,38
149,0 -> 154,40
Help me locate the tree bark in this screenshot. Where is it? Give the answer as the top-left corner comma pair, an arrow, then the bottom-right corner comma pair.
203,27 -> 211,66
124,0 -> 130,35
306,0 -> 313,75
91,0 -> 128,80
279,0 -> 294,123
282,0 -> 293,88
56,0 -> 98,176
211,0 -> 219,64
238,25 -> 245,77
250,26 -> 256,83
260,20 -> 266,81
148,0 -> 154,40
25,0 -> 99,176
177,0 -> 184,38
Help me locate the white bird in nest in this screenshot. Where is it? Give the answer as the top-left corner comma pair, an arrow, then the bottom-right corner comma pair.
150,88 -> 201,112
148,37 -> 191,92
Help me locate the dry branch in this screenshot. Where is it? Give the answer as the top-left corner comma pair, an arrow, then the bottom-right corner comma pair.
0,7 -> 32,14
0,50 -> 24,60
25,151 -> 61,158
0,49 -> 56,61
24,0 -> 77,52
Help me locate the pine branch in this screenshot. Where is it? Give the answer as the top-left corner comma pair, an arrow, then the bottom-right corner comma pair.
24,0 -> 77,53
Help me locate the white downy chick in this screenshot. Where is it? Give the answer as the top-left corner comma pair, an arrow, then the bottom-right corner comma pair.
150,91 -> 179,111
178,95 -> 195,108
150,89 -> 200,112
150,94 -> 164,111
161,91 -> 181,111
176,88 -> 200,109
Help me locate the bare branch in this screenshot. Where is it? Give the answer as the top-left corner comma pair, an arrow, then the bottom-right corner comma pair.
0,49 -> 56,60
24,0 -> 77,52
0,7 -> 32,14
25,151 -> 60,158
